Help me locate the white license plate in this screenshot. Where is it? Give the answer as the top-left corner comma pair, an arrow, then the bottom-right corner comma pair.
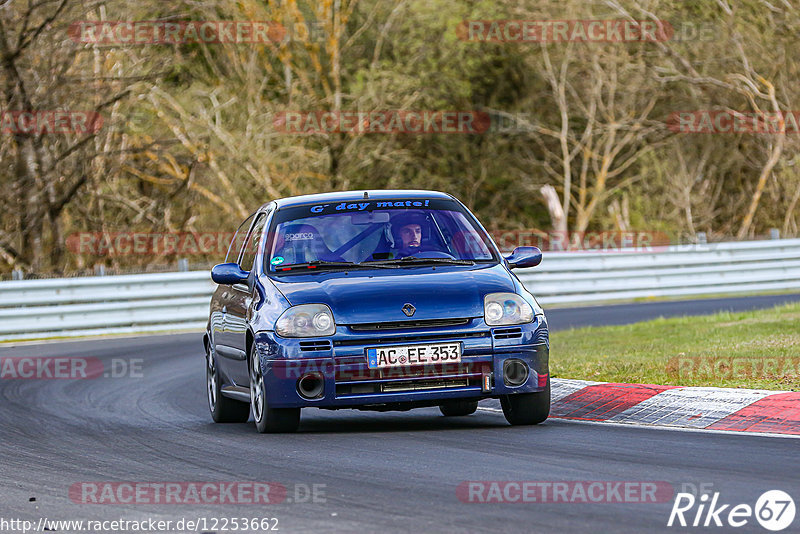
366,343 -> 462,369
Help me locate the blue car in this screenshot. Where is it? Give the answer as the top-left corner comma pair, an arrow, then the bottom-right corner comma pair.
205,190 -> 549,432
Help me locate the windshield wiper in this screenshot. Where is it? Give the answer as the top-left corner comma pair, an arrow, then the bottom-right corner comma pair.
367,257 -> 475,266
274,260 -> 397,272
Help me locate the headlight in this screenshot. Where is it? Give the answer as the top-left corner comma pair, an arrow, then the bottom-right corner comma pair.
483,293 -> 534,326
275,304 -> 336,337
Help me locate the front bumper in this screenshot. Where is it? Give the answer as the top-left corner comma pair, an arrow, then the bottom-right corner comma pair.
254,315 -> 549,409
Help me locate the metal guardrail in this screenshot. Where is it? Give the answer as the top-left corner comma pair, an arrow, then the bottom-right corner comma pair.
1,238 -> 799,341
0,272 -> 215,341
517,238 -> 800,305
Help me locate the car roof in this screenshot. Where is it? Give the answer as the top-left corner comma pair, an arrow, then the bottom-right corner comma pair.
266,190 -> 455,211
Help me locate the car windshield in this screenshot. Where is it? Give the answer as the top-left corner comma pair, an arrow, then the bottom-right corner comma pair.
266,198 -> 497,271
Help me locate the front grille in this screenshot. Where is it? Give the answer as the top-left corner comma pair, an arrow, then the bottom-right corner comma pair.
335,361 -> 476,381
493,327 -> 522,340
299,340 -> 332,352
348,318 -> 471,331
334,360 -> 490,397
336,376 -> 478,396
333,330 -> 488,347
382,377 -> 469,392
534,324 -> 549,344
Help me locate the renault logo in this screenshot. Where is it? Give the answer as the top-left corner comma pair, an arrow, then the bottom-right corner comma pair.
402,303 -> 416,317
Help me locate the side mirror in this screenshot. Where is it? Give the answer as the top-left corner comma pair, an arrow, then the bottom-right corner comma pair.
211,262 -> 249,285
504,246 -> 542,269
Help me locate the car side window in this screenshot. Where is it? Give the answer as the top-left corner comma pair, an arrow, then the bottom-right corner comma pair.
238,213 -> 267,271
225,213 -> 255,263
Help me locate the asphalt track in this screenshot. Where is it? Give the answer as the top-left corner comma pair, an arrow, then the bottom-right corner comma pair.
1,295 -> 799,533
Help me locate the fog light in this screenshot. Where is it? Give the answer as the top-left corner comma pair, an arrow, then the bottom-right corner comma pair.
503,359 -> 529,387
297,372 -> 324,399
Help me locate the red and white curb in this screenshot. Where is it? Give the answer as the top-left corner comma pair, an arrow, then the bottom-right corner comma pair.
481,379 -> 800,436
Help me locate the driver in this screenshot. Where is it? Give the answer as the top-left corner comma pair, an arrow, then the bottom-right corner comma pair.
390,211 -> 431,258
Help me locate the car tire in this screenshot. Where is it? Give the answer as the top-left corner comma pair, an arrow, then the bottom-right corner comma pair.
207,344 -> 250,423
439,399 -> 479,417
250,352 -> 300,433
500,380 -> 550,426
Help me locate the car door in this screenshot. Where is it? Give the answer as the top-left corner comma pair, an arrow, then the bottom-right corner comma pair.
212,212 -> 254,374
221,211 -> 268,386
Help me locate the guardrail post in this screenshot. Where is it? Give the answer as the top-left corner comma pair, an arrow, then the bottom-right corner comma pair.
11,269 -> 24,280
696,232 -> 707,245
178,258 -> 189,272
94,264 -> 106,276
770,228 -> 780,240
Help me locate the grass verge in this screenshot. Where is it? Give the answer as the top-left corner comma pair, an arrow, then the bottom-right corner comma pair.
551,302 -> 800,391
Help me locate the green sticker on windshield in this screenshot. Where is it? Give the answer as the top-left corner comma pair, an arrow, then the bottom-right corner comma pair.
271,256 -> 284,265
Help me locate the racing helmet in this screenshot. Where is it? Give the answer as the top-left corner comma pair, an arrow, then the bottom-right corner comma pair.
390,210 -> 430,248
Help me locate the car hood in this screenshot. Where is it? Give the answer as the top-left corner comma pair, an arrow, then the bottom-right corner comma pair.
269,264 -> 515,325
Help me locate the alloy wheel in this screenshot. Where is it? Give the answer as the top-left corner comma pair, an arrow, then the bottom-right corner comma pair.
250,355 -> 264,423
206,347 -> 217,410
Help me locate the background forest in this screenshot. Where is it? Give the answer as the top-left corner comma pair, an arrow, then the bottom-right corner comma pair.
2,0 -> 799,276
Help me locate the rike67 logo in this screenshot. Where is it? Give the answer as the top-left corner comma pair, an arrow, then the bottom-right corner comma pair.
668,490 -> 795,531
